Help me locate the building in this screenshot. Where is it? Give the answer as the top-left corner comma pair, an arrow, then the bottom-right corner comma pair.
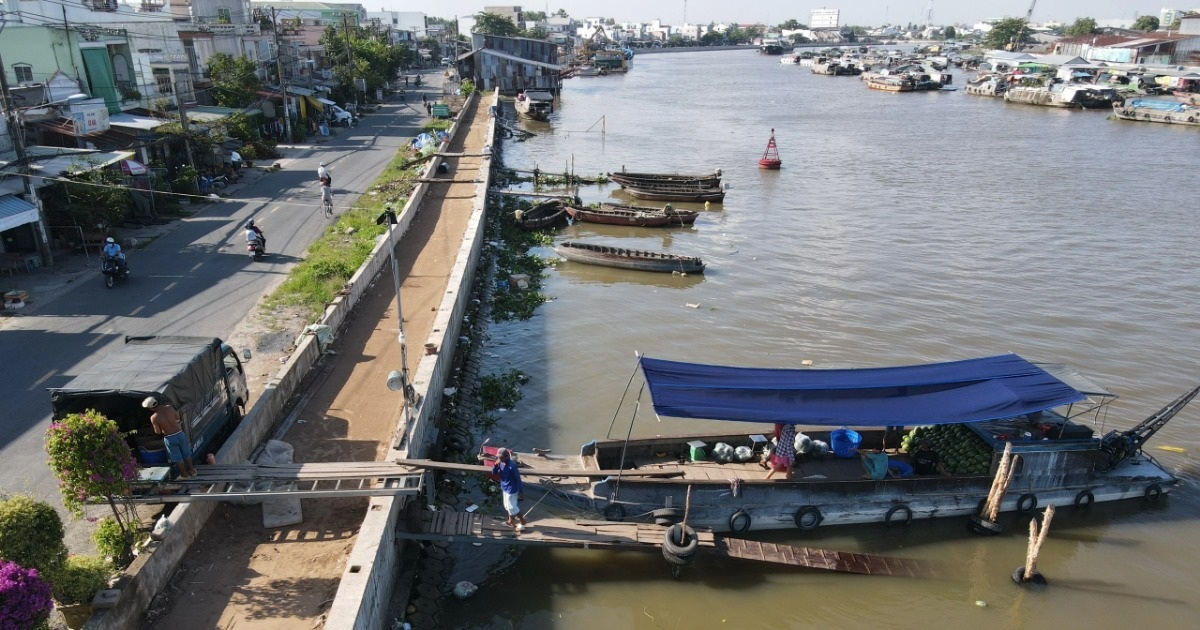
365,10 -> 427,44
463,34 -> 561,94
810,9 -> 840,30
482,6 -> 523,26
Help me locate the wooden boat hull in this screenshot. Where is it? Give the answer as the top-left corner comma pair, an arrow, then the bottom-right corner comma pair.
554,241 -> 705,273
526,422 -> 1180,533
623,185 -> 726,203
516,201 -> 567,230
567,205 -> 698,227
1112,103 -> 1200,126
610,171 -> 722,188
866,78 -> 914,92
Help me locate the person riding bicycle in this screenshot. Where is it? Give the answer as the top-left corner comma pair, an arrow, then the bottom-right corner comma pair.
102,237 -> 128,272
317,162 -> 331,187
245,220 -> 265,250
319,180 -> 334,214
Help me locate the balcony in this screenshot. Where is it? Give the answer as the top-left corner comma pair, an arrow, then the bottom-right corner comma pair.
89,0 -> 118,12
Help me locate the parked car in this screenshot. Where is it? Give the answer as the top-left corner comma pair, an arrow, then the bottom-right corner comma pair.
329,104 -> 356,127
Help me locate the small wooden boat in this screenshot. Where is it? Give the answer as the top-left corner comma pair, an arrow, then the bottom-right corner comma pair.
600,202 -> 699,225
514,90 -> 554,121
609,170 -> 722,188
622,182 -> 726,203
515,200 -> 567,230
554,241 -> 705,273
567,204 -> 699,227
1112,99 -> 1200,126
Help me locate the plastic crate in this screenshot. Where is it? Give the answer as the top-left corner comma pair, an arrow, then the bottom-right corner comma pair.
830,428 -> 861,459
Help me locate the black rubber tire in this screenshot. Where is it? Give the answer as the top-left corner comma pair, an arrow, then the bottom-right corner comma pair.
104,274 -> 114,288
1145,484 -> 1163,502
1074,490 -> 1094,508
603,503 -> 626,521
794,506 -> 822,530
663,545 -> 691,566
729,509 -> 752,533
884,504 -> 913,527
1164,116 -> 1172,123
1017,493 -> 1038,513
662,523 -> 698,558
1189,116 -> 1196,123
652,507 -> 683,527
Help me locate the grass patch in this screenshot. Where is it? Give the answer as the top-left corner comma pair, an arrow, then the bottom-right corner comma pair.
422,119 -> 453,134
489,197 -> 553,322
261,149 -> 424,321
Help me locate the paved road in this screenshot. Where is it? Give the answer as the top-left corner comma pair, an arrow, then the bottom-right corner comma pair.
0,92 -> 433,549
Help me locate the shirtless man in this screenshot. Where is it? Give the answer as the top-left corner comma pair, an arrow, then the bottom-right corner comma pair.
144,396 -> 196,478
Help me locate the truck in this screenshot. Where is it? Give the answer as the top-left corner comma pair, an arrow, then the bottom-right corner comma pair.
48,336 -> 250,467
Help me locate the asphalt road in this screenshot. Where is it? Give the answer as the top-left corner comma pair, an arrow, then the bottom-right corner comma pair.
0,86 -> 434,549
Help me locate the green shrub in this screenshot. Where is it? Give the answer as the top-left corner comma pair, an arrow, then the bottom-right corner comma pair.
0,496 -> 67,580
91,518 -> 134,569
52,556 -> 111,606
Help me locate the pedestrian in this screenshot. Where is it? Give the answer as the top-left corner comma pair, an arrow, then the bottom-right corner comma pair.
765,423 -> 795,479
491,448 -> 526,530
404,75 -> 409,87
145,396 -> 197,479
421,93 -> 427,104
425,101 -> 432,116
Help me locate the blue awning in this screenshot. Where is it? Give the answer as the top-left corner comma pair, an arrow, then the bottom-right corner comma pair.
0,194 -> 39,232
639,354 -> 1087,427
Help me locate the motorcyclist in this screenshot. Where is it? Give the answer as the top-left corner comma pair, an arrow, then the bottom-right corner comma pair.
245,220 -> 265,252
102,237 -> 127,272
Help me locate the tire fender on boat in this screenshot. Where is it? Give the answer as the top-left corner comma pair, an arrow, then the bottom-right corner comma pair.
662,523 -> 699,559
729,509 -> 752,533
1189,116 -> 1196,123
1074,490 -> 1094,508
1145,484 -> 1163,502
884,504 -> 913,527
1164,115 -> 1172,123
1017,493 -> 1038,513
603,503 -> 627,521
794,505 -> 823,530
652,507 -> 683,527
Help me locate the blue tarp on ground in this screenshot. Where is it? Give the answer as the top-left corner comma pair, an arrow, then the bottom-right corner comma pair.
638,354 -> 1085,427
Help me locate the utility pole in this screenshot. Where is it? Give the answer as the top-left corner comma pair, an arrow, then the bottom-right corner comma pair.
342,12 -> 356,107
0,52 -> 54,266
272,7 -> 292,141
177,98 -> 195,170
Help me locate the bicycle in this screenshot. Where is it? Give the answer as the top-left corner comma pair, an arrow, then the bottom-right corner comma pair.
321,185 -> 334,217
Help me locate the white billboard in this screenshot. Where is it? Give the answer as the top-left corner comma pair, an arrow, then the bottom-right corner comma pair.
811,9 -> 840,29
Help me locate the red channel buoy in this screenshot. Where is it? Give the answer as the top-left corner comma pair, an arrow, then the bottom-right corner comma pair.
758,129 -> 782,169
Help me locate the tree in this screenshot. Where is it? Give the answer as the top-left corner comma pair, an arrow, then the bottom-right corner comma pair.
473,12 -> 519,36
523,25 -> 548,40
944,26 -> 957,40
524,10 -> 546,21
44,411 -> 139,547
555,9 -> 567,17
779,19 -> 804,30
207,52 -> 262,108
320,25 -> 410,103
701,31 -> 724,46
0,496 -> 68,581
1132,15 -> 1159,31
1064,17 -> 1100,36
983,17 -> 1030,49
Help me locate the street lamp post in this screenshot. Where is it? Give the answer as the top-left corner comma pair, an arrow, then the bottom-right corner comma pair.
0,54 -> 87,267
379,205 -> 414,442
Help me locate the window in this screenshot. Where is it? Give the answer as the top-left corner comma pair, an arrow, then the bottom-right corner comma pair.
153,68 -> 173,94
217,8 -> 231,24
13,64 -> 32,83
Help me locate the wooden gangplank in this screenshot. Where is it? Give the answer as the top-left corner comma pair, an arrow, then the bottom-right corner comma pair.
396,458 -> 682,478
712,537 -> 931,577
397,513 -> 929,576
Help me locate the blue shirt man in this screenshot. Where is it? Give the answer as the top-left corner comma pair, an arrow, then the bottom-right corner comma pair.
491,449 -> 526,529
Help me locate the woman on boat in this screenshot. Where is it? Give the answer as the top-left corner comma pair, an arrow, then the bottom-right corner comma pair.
766,423 -> 796,479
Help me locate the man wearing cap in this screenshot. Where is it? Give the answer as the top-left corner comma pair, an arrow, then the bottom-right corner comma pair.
490,449 -> 526,530
145,396 -> 196,479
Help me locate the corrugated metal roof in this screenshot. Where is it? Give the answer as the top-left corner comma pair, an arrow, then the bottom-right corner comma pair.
0,194 -> 39,232
480,49 -> 564,71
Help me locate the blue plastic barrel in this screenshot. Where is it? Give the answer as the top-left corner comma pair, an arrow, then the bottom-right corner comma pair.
830,428 -> 862,458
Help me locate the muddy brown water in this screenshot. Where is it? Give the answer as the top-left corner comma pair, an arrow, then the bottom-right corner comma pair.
440,49 -> 1200,629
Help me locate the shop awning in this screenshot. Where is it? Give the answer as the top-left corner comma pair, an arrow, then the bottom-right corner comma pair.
316,97 -> 336,106
0,194 -> 39,232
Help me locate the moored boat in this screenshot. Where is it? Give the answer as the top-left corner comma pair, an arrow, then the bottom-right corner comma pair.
516,354 -> 1198,534
622,181 -> 726,203
609,170 -> 722,188
1111,98 -> 1200,126
569,203 -> 700,226
514,200 -> 567,230
514,90 -> 555,120
554,241 -> 705,273
865,74 -> 915,92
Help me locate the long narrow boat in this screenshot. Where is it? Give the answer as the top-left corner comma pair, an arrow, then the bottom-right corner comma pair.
554,241 -> 705,273
609,170 -> 722,188
622,182 -> 726,203
1111,98 -> 1200,126
567,204 -> 699,227
511,354 -> 1198,534
515,200 -> 567,230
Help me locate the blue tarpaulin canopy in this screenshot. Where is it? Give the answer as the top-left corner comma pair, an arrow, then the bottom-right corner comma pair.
639,354 -> 1086,427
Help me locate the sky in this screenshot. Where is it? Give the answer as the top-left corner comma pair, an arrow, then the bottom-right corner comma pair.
388,1 -> 1178,27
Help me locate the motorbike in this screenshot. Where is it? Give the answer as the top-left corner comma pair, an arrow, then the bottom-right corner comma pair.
247,235 -> 266,261
101,255 -> 129,288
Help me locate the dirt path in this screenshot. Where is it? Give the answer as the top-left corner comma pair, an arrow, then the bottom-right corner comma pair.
143,94 -> 492,629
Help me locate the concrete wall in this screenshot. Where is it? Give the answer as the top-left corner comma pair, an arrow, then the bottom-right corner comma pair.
86,90 -> 496,629
324,89 -> 498,630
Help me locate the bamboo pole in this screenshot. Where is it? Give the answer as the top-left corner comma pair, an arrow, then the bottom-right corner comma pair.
983,442 -> 1018,521
1023,505 -> 1055,581
681,484 -> 693,538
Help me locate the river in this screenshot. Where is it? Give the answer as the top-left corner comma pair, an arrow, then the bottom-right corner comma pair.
440,49 -> 1200,629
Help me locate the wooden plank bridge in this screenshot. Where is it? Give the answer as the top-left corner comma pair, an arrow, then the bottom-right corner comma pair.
397,511 -> 931,577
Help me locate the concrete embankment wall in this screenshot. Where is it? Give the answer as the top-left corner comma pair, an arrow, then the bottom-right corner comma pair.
323,89 -> 498,630
86,90 -> 496,630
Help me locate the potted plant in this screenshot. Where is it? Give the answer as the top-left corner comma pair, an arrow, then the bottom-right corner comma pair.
52,556 -> 112,629
0,495 -> 68,580
0,560 -> 54,630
